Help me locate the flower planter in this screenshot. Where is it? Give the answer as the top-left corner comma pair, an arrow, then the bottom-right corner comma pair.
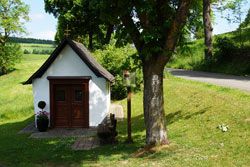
37,119 -> 49,132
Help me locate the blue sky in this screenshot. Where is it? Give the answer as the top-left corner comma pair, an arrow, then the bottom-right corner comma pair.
23,0 -> 57,40
213,0 -> 250,35
23,0 -> 250,40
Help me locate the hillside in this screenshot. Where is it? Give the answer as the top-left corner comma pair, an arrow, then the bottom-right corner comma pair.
0,54 -> 249,166
167,28 -> 250,76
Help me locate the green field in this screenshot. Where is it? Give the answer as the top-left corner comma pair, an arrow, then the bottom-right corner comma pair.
20,43 -> 56,52
0,54 -> 249,167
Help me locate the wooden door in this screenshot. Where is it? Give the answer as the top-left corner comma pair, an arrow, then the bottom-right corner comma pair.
71,84 -> 88,127
53,84 -> 88,128
54,85 -> 71,127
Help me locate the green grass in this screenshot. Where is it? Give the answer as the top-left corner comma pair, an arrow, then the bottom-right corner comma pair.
0,54 -> 250,167
167,28 -> 250,76
20,43 -> 56,52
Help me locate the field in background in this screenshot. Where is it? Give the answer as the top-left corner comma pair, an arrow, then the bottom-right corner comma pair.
0,53 -> 249,166
20,43 -> 56,54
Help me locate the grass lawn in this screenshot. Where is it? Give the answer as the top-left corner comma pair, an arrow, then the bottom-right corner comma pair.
0,54 -> 249,167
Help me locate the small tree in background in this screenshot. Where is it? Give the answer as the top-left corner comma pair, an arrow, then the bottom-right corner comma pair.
0,43 -> 22,74
0,0 -> 29,75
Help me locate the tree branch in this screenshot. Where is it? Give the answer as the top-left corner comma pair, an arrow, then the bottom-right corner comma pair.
0,38 -> 5,46
156,0 -> 169,25
103,24 -> 114,45
136,8 -> 149,30
157,0 -> 191,68
120,11 -> 143,55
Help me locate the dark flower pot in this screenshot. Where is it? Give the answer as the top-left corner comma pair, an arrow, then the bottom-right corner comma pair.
37,119 -> 49,132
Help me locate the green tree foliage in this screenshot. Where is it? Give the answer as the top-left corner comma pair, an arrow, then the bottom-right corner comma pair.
0,42 -> 22,74
0,0 -> 29,74
240,8 -> 250,28
45,0 -> 113,50
218,0 -> 247,47
93,42 -> 143,100
32,49 -> 52,55
32,49 -> 39,54
23,49 -> 30,54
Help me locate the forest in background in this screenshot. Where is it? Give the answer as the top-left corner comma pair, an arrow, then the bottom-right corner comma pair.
7,37 -> 55,45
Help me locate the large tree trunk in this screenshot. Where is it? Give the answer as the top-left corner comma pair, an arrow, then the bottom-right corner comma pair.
203,0 -> 213,59
143,63 -> 169,145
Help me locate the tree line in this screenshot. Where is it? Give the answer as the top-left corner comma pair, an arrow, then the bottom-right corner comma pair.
8,37 -> 55,45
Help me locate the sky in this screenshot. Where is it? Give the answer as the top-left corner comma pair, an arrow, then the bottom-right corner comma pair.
22,0 -> 57,40
213,0 -> 250,35
22,0 -> 250,40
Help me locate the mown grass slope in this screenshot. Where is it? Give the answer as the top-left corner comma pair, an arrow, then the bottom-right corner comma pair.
167,28 -> 250,76
0,53 -> 249,167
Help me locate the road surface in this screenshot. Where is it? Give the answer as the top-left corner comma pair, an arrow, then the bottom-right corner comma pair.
168,68 -> 250,92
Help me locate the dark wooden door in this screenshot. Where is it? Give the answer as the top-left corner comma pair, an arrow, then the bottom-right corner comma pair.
54,85 -> 71,127
71,85 -> 88,127
54,84 -> 88,128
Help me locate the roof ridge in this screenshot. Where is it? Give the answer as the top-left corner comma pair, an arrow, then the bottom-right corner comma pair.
23,38 -> 115,84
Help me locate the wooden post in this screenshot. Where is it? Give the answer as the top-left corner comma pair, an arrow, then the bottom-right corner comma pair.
126,86 -> 133,143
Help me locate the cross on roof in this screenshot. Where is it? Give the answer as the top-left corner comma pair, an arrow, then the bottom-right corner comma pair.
64,24 -> 71,38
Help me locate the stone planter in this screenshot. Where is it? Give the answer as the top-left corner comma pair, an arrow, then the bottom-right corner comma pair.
37,119 -> 49,132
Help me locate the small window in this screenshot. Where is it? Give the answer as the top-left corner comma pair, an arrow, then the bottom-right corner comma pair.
56,90 -> 65,101
75,90 -> 83,101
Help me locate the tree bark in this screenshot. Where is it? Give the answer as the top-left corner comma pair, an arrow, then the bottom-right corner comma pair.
1,67 -> 7,75
103,24 -> 114,45
143,62 -> 169,145
203,0 -> 213,59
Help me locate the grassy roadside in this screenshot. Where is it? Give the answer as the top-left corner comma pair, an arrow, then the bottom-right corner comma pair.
167,29 -> 250,76
0,54 -> 249,167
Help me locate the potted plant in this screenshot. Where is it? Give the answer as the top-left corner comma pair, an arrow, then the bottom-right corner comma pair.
36,101 -> 49,132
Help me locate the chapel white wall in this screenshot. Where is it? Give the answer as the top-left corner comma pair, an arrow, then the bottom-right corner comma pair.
32,44 -> 110,127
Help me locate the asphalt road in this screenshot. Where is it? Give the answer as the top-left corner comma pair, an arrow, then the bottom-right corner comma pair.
167,68 -> 250,92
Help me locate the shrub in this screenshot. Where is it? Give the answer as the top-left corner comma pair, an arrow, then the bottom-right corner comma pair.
23,49 -> 30,54
40,49 -> 53,54
38,101 -> 46,110
32,49 -> 39,54
93,42 -> 143,100
214,37 -> 237,62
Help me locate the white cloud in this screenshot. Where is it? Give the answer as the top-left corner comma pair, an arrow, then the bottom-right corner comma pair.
29,13 -> 45,21
28,31 -> 56,40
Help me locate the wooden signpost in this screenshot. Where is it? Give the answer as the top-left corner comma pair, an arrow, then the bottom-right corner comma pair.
123,68 -> 135,143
